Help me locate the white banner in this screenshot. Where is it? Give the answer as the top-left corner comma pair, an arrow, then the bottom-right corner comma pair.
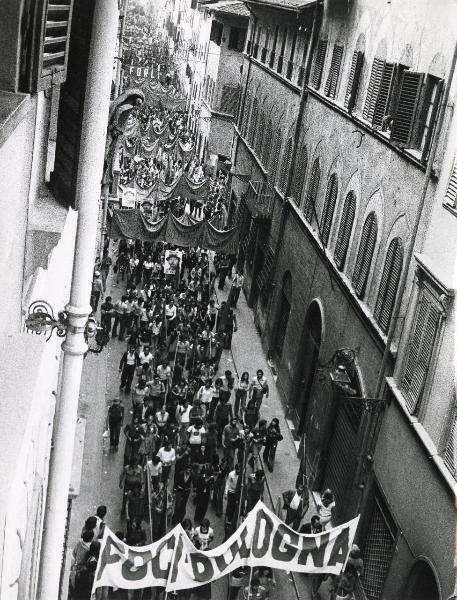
93,502 -> 359,593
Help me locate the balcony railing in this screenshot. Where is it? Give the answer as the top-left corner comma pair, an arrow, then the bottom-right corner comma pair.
245,180 -> 274,219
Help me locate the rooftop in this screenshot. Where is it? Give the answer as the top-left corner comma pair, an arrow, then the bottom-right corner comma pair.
244,0 -> 316,11
208,0 -> 250,17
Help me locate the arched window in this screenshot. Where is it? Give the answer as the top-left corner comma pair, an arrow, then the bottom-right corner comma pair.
291,145 -> 307,205
334,191 -> 356,270
274,271 -> 292,357
320,174 -> 338,246
256,110 -> 266,156
303,158 -> 320,221
374,238 -> 403,332
262,119 -> 273,167
269,129 -> 282,184
352,211 -> 377,299
248,97 -> 259,145
279,137 -> 293,193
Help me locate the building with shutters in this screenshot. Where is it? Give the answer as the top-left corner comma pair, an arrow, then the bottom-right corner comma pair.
0,2 -> 121,598
229,0 -> 457,598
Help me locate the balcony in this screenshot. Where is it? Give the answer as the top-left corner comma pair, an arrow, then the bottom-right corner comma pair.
245,180 -> 274,219
277,55 -> 284,74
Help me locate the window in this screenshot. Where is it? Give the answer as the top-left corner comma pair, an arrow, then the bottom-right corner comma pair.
297,32 -> 310,86
374,238 -> 403,333
303,158 -> 320,221
255,111 -> 266,156
269,26 -> 279,68
334,192 -> 356,270
320,174 -> 338,246
210,20 -> 223,45
261,28 -> 270,63
311,40 -> 328,89
444,155 -> 457,207
269,129 -> 282,184
279,138 -> 293,193
324,44 -> 344,99
291,145 -> 308,204
262,119 -> 273,167
228,26 -> 246,52
344,50 -> 364,112
352,212 -> 377,299
363,59 -> 396,127
287,28 -> 298,80
248,97 -> 258,146
390,73 -> 443,159
401,287 -> 441,414
220,85 -> 240,115
253,26 -> 262,59
277,27 -> 287,74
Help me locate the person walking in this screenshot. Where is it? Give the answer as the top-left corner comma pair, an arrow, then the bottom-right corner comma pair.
90,271 -> 104,313
194,466 -> 214,523
249,370 -> 269,410
107,398 -> 124,452
230,269 -> 244,308
172,465 -> 192,524
119,345 -> 139,394
234,371 -> 249,417
262,418 -> 283,472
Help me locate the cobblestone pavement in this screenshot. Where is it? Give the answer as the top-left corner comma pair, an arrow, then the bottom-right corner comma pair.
63,258 -> 318,600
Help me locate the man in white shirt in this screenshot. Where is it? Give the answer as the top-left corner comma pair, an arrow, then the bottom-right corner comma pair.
157,440 -> 176,482
230,269 -> 244,308
165,299 -> 177,330
139,345 -> 154,366
224,464 -> 240,522
157,362 -> 171,388
249,369 -> 269,409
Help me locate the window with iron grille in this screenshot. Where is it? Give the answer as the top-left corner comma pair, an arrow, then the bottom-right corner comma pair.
228,26 -> 247,52
344,50 -> 364,112
262,119 -> 273,168
210,20 -> 223,45
374,238 -> 403,333
20,0 -> 75,93
320,174 -> 338,246
303,158 -> 320,221
324,44 -> 344,99
269,129 -> 282,185
311,39 -> 328,89
291,145 -> 308,205
352,212 -> 377,299
334,191 -> 356,270
219,85 -> 240,116
401,286 -> 441,414
443,409 -> 456,478
360,492 -> 397,600
444,155 -> 457,207
279,137 -> 293,194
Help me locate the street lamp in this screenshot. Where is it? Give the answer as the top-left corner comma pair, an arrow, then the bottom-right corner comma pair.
25,300 -> 109,354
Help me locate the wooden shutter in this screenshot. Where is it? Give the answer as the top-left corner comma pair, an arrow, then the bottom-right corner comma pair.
443,411 -> 456,477
335,192 -> 356,270
390,71 -> 424,146
292,145 -> 308,204
21,0 -> 75,92
344,51 -> 364,111
401,289 -> 441,414
321,174 -> 338,246
445,156 -> 457,206
363,58 -> 385,122
304,159 -> 320,221
372,62 -> 395,128
311,40 -> 327,89
280,138 -> 293,193
417,77 -> 444,162
352,212 -> 377,298
50,0 -> 95,208
324,44 -> 344,99
374,238 -> 403,333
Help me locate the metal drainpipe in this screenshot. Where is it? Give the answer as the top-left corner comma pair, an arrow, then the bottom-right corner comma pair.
266,0 -> 322,356
355,39 -> 457,513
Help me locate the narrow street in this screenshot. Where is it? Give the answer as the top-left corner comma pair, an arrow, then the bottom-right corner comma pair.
63,256 -> 315,599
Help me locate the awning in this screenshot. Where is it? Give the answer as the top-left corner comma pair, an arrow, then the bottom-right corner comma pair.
110,209 -> 239,254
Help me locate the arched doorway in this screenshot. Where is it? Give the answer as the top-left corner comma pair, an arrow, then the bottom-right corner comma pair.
404,560 -> 441,600
294,301 -> 323,433
273,271 -> 292,359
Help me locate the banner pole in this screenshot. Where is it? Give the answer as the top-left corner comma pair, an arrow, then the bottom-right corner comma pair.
147,461 -> 153,542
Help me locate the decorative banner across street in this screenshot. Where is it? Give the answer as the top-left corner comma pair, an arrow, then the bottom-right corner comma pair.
93,502 -> 359,593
